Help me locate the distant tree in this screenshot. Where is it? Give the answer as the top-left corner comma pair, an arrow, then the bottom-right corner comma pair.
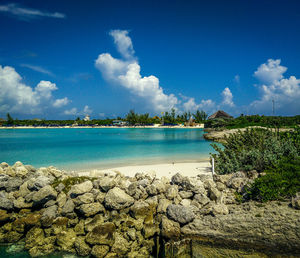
6,113 -> 14,125
126,110 -> 137,125
75,117 -> 81,121
194,110 -> 208,123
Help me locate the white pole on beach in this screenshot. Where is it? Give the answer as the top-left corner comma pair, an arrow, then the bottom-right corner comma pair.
212,157 -> 215,177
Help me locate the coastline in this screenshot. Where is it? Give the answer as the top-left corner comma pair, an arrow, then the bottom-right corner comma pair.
0,125 -> 204,129
77,161 -> 212,179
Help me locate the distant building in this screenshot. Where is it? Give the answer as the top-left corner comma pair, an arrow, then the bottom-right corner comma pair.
83,115 -> 90,121
208,110 -> 232,120
112,120 -> 128,126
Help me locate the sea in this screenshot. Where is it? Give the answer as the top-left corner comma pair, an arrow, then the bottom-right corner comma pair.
0,128 -> 215,170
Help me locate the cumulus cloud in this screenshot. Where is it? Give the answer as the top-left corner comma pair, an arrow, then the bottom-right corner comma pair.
183,97 -> 215,112
83,105 -> 92,115
0,65 -> 69,115
95,30 -> 178,112
251,59 -> 300,114
63,105 -> 92,117
64,108 -> 77,116
0,3 -> 66,20
221,87 -> 234,107
21,64 -> 54,76
53,97 -> 70,108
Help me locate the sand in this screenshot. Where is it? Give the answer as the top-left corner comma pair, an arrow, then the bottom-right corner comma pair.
78,161 -> 212,179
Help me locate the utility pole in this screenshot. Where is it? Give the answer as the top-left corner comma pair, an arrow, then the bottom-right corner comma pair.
272,99 -> 275,116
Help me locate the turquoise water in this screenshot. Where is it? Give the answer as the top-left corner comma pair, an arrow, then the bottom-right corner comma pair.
0,128 -> 215,170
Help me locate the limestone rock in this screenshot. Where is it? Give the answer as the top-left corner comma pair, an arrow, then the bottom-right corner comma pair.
291,193 -> 300,209
157,198 -> 172,213
13,197 -> 32,209
111,232 -> 130,255
130,200 -> 151,219
41,205 -> 58,227
85,214 -> 105,232
56,228 -> 77,252
32,185 -> 57,207
74,236 -> 91,256
161,216 -> 180,239
211,203 -> 229,216
98,177 -> 116,192
194,193 -> 210,206
91,245 -> 109,258
86,222 -> 116,246
179,191 -> 193,199
165,185 -> 178,200
0,192 -> 14,210
78,202 -> 104,217
27,175 -> 51,191
57,192 -> 67,208
68,180 -> 93,197
105,187 -> 134,210
61,199 -> 75,215
73,192 -> 94,206
1,178 -> 23,192
167,204 -> 195,225
25,227 -> 45,249
0,210 -> 10,223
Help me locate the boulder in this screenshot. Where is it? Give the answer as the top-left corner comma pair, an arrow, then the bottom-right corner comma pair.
130,200 -> 151,219
211,203 -> 229,216
13,197 -> 32,209
73,192 -> 94,206
57,192 -> 67,208
68,180 -> 93,197
291,193 -> 300,210
1,178 -> 23,192
91,245 -> 110,258
32,185 -> 57,207
78,202 -> 104,217
105,187 -> 134,210
61,199 -> 75,215
41,205 -> 58,227
179,191 -> 193,199
0,192 -> 14,210
0,210 -> 10,223
161,216 -> 180,239
86,222 -> 116,246
15,165 -> 28,178
98,177 -> 116,192
167,204 -> 195,225
180,199 -> 191,207
157,199 -> 172,213
74,236 -> 91,256
56,228 -> 77,252
84,214 -> 105,232
111,232 -> 130,255
25,227 -> 45,249
165,185 -> 178,200
27,176 -> 51,191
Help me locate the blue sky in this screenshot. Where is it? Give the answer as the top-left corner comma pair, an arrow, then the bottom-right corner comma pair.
0,0 -> 300,119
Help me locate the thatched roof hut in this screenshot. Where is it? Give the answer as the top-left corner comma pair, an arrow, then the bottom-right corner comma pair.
208,110 -> 232,120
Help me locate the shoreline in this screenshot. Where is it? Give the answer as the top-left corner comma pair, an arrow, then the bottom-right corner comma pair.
0,125 -> 204,129
76,161 -> 212,179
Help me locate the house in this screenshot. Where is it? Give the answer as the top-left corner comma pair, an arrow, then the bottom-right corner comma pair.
112,120 -> 128,126
208,110 -> 232,120
83,115 -> 90,121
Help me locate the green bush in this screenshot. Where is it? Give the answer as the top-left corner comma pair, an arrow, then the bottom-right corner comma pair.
246,157 -> 300,202
211,128 -> 299,174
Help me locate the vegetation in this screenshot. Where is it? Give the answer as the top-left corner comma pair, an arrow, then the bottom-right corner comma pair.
211,128 -> 299,174
205,114 -> 300,129
246,157 -> 300,202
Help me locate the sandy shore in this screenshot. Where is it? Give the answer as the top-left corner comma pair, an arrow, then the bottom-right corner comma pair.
77,161 -> 212,179
0,125 -> 204,129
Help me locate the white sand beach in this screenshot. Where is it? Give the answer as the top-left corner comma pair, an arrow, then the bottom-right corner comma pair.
78,161 -> 212,179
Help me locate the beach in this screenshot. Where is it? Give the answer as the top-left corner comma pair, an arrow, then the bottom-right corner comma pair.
78,161 -> 212,179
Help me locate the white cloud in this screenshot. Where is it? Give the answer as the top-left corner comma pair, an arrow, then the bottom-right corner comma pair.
21,64 -> 54,76
95,30 -> 178,112
64,108 -> 77,116
53,97 -> 69,108
254,59 -> 287,85
109,30 -> 135,60
83,105 -> 92,115
221,87 -> 234,107
183,97 -> 215,112
251,59 -> 300,114
0,65 -> 69,115
0,3 -> 66,20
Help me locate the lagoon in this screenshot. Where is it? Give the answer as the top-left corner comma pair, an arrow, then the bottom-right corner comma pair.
0,128 -> 215,170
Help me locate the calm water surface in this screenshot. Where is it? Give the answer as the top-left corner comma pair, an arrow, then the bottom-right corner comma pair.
0,128 -> 215,170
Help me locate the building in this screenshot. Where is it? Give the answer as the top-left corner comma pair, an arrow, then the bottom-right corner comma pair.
112,120 -> 128,126
208,110 -> 232,120
83,115 -> 90,121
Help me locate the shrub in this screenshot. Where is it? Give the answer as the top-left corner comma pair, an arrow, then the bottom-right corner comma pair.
211,128 -> 299,174
246,157 -> 300,202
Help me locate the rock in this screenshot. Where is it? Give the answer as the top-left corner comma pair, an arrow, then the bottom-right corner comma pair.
193,193 -> 210,206
13,197 -> 32,209
165,185 -> 178,200
68,180 -> 93,197
105,187 -> 134,210
1,178 -> 23,192
152,180 -> 167,193
157,199 -> 172,213
211,203 -> 229,215
180,199 -> 191,207
27,176 -> 51,191
86,222 -> 116,246
51,217 -> 68,235
291,193 -> 300,209
17,181 -> 31,198
73,192 -> 94,206
41,205 -> 58,227
32,185 -> 57,207
127,228 -> 136,241
130,200 -> 151,219
167,204 -> 195,225
25,227 -> 45,249
111,232 -> 130,255
95,191 -> 106,203
74,236 -> 91,256
98,177 -> 116,192
56,228 -> 77,252
216,182 -> 226,191
91,245 -> 109,258
227,177 -> 246,191
179,191 -> 193,199
55,183 -> 65,193
0,209 -> 10,223
0,192 -> 14,210
57,192 -> 67,208
61,199 -> 75,215
74,219 -> 85,235
78,202 -> 104,217
161,216 -> 181,239
208,187 -> 222,202
84,214 -> 105,232
15,165 -> 28,178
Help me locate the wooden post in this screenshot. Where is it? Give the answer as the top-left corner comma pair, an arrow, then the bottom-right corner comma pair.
212,157 -> 215,177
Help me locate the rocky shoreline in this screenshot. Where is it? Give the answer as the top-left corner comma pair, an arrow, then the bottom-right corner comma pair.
0,162 -> 299,257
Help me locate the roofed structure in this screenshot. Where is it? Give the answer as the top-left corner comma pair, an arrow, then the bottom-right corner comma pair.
208,110 -> 232,120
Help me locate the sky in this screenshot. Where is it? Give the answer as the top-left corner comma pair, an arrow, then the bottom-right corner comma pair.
0,0 -> 300,119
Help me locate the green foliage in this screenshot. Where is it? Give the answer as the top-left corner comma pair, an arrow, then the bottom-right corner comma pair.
246,157 -> 300,202
211,128 -> 299,174
193,110 -> 207,123
6,113 -> 14,125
